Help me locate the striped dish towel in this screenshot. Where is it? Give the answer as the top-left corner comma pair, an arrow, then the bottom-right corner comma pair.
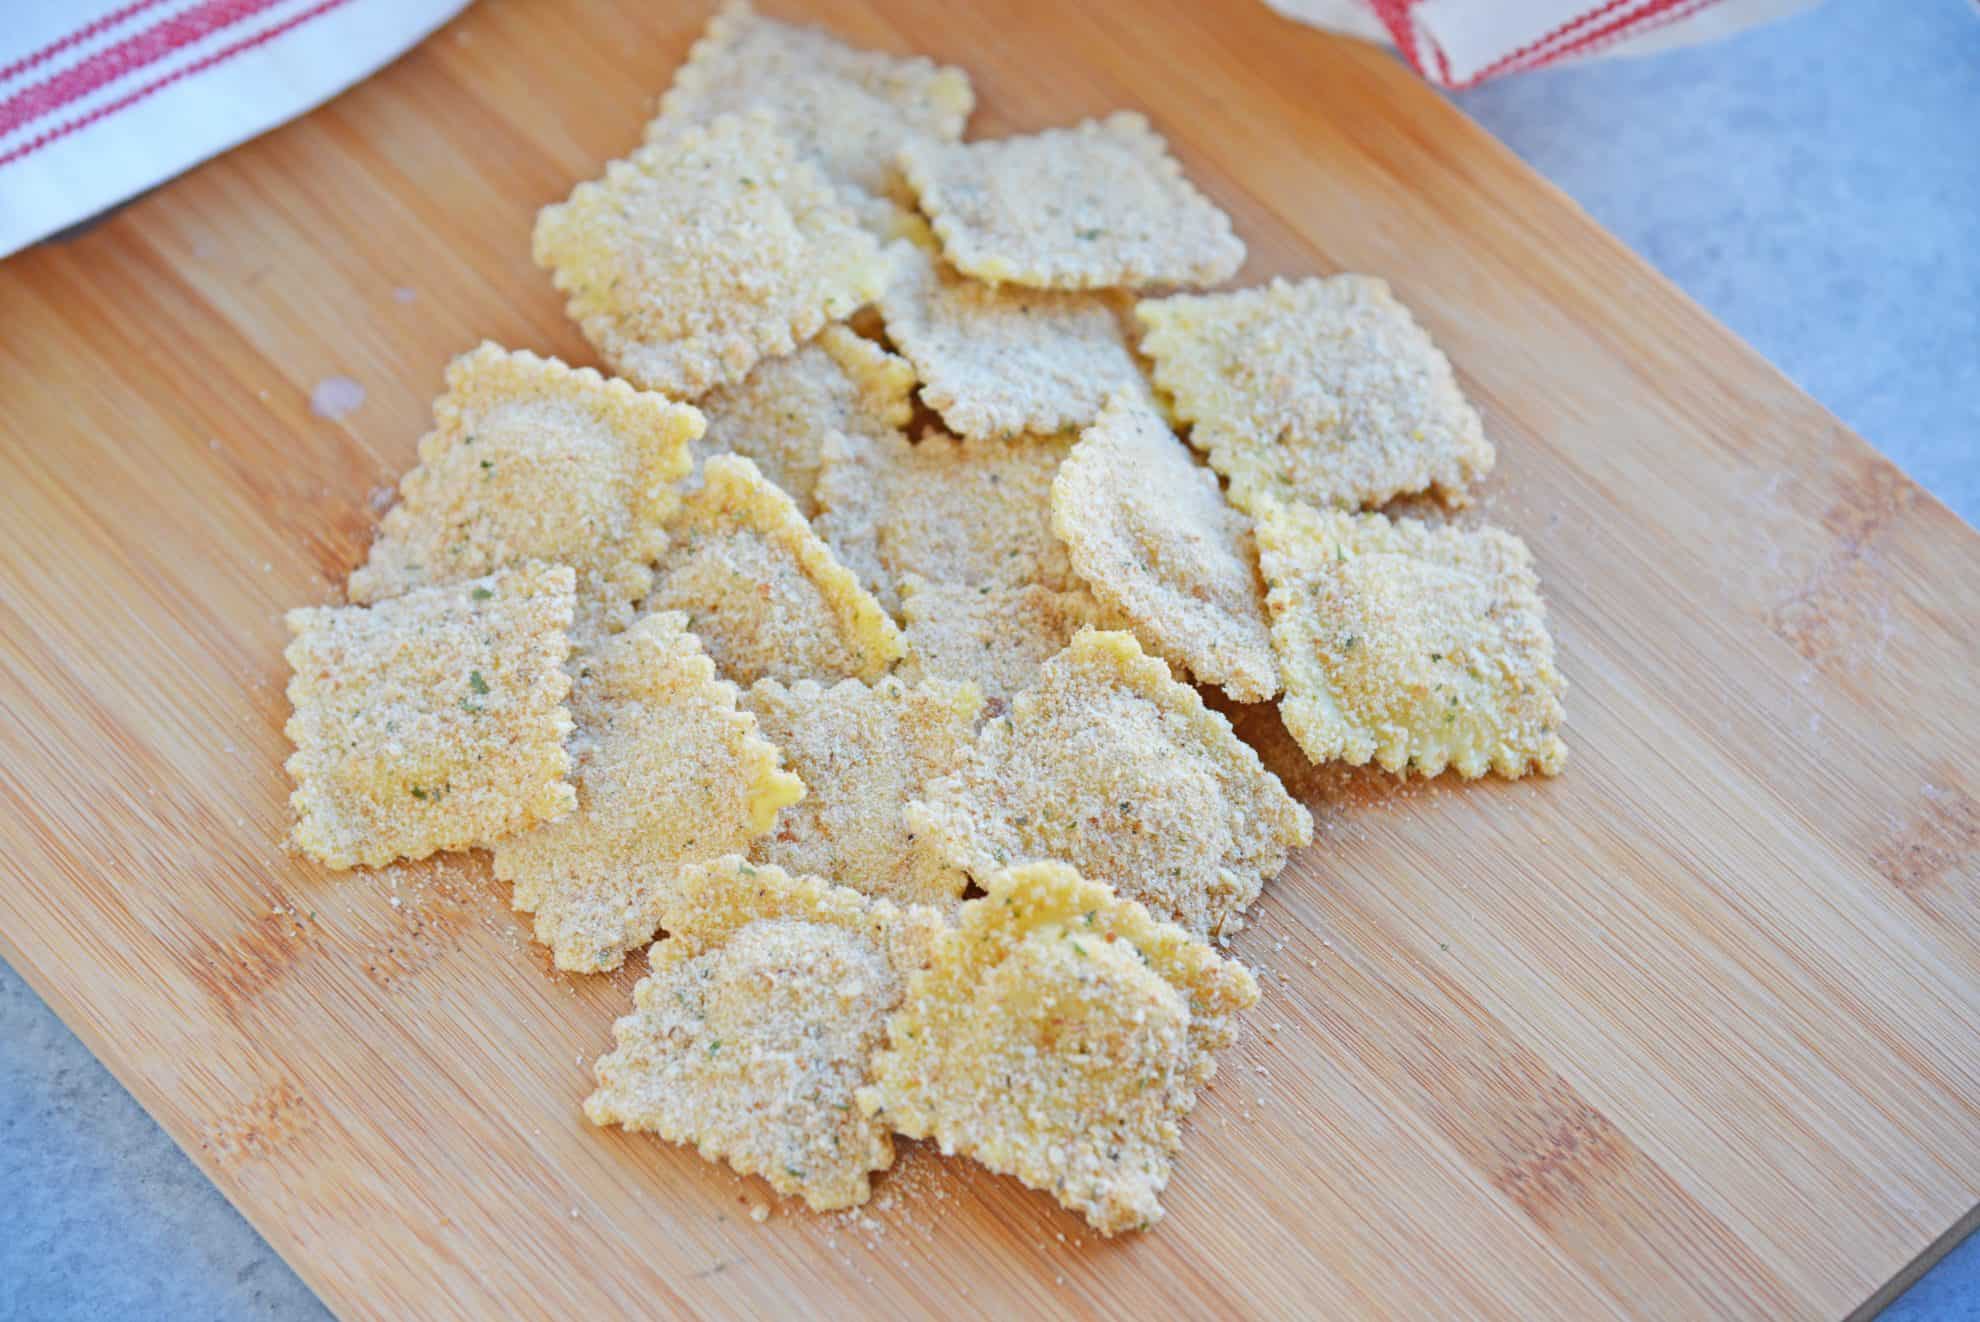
0,0 -> 468,258
1268,0 -> 1818,87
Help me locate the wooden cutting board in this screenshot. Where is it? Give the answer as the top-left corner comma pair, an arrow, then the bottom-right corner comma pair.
1,1 -> 1974,1317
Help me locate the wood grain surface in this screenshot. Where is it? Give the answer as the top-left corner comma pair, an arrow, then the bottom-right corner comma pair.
1,1 -> 1975,1317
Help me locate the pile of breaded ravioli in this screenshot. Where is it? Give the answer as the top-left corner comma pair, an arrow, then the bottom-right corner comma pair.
281,0 -> 1567,1237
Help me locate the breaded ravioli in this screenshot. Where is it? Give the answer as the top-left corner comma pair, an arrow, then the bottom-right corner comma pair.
744,675 -> 984,906
907,629 -> 1311,940
648,454 -> 903,685
650,0 -> 972,206
587,858 -> 945,1210
1254,503 -> 1567,778
493,612 -> 803,972
1053,395 -> 1277,702
1138,275 -> 1493,513
533,111 -> 887,398
284,564 -> 577,869
859,861 -> 1257,1234
348,343 -> 701,646
879,228 -> 1146,439
900,112 -> 1243,290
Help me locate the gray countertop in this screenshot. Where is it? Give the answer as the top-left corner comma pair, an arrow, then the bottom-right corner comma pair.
2,1 -> 1973,1316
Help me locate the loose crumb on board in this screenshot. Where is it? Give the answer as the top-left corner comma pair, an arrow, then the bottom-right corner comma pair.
309,375 -> 366,420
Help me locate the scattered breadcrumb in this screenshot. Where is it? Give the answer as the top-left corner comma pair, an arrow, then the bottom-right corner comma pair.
1052,395 -> 1278,702
878,225 -> 1146,439
533,111 -> 887,398
648,454 -> 903,685
895,574 -> 1106,704
859,861 -> 1258,1234
745,675 -> 984,906
348,343 -> 702,645
813,428 -> 1076,615
900,112 -> 1243,290
1137,275 -> 1493,512
692,324 -> 913,516
284,564 -> 577,869
492,612 -> 804,972
1254,504 -> 1566,778
587,858 -> 945,1210
906,629 -> 1311,939
651,0 -> 972,206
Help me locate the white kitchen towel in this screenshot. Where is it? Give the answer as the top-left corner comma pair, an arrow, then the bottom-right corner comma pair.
0,0 -> 469,259
1267,0 -> 1819,87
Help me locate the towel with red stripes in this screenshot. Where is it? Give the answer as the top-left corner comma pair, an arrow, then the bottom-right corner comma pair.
0,0 -> 466,257
1266,0 -> 1816,88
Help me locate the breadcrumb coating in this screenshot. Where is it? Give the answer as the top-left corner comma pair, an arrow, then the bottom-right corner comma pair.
348,343 -> 701,646
859,861 -> 1257,1234
1137,275 -> 1493,512
900,112 -> 1243,290
284,564 -> 577,869
906,629 -> 1311,940
533,111 -> 886,398
493,612 -> 804,972
1254,503 -> 1567,778
587,858 -> 944,1210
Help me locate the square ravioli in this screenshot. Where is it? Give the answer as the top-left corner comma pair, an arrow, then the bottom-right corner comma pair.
648,454 -> 903,685
532,111 -> 887,398
587,858 -> 945,1211
492,612 -> 804,972
906,629 -> 1311,940
650,0 -> 972,205
813,429 -> 1076,615
900,112 -> 1243,291
859,861 -> 1257,1235
879,227 -> 1147,439
692,324 -> 914,516
744,675 -> 983,907
284,564 -> 577,870
895,574 -> 1106,705
1137,275 -> 1494,513
1052,396 -> 1278,702
347,343 -> 702,646
1254,504 -> 1567,779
